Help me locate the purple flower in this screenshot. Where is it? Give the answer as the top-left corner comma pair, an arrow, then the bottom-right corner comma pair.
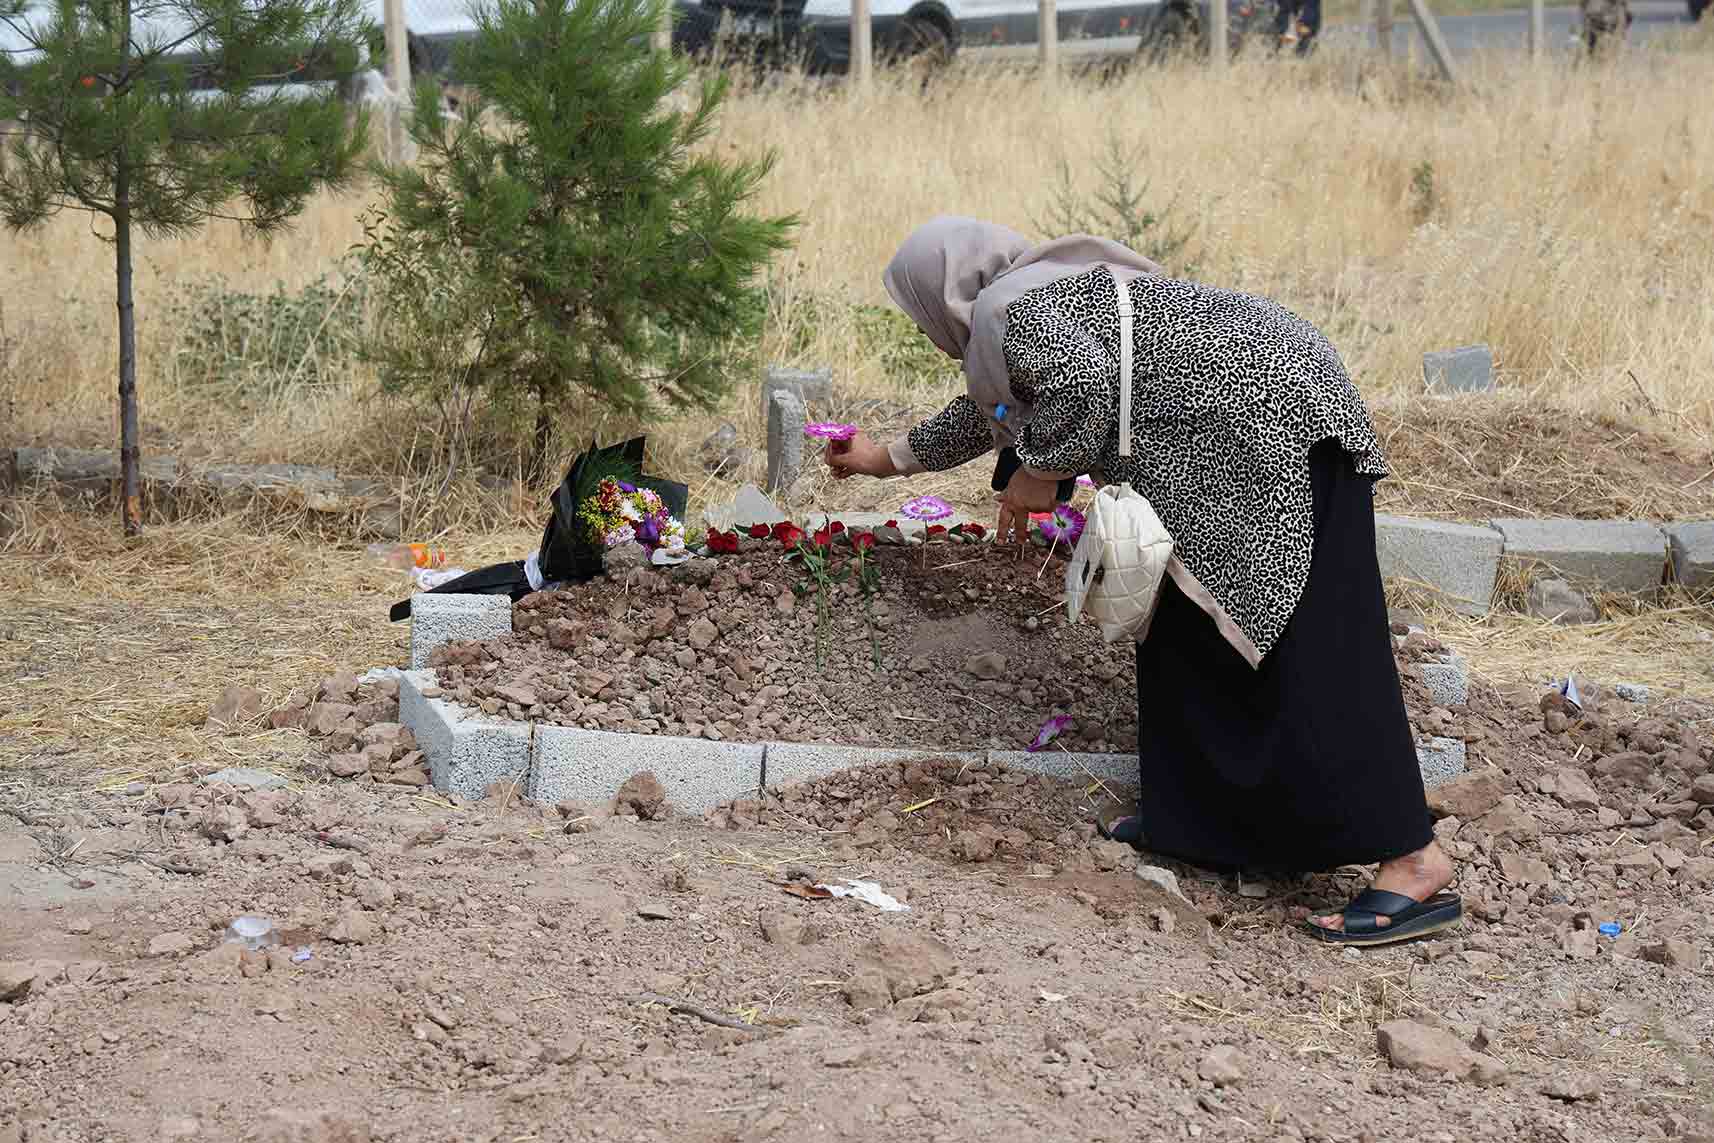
617,480 -> 637,493
1039,504 -> 1085,546
1076,475 -> 1095,489
899,495 -> 953,522
634,513 -> 662,546
804,422 -> 859,441
1028,714 -> 1073,753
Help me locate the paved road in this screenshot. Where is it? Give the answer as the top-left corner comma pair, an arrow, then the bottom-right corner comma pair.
965,0 -> 1698,62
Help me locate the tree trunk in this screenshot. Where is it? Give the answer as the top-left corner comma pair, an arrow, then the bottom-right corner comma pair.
531,383 -> 552,486
114,0 -> 141,537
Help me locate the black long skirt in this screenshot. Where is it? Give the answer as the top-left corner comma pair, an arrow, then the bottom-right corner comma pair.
1134,440 -> 1435,875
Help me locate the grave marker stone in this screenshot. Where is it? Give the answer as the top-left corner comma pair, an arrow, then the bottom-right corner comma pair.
765,389 -> 806,495
1422,345 -> 1495,395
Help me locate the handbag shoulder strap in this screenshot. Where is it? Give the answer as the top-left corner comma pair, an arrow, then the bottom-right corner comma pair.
1107,265 -> 1134,460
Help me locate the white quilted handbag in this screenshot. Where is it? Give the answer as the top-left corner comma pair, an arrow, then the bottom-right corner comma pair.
1063,267 -> 1175,644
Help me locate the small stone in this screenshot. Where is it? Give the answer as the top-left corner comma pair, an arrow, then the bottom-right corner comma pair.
1540,1073 -> 1603,1102
0,961 -> 38,1001
1426,771 -> 1504,820
202,767 -> 287,792
952,830 -> 996,862
1197,1045 -> 1247,1087
1134,864 -> 1190,903
305,855 -> 354,880
204,685 -> 266,731
1690,774 -> 1714,806
616,772 -> 668,820
326,753 -> 367,779
304,702 -> 358,737
326,910 -> 377,945
687,617 -> 720,650
636,901 -> 676,921
541,1036 -> 586,1065
1544,709 -> 1569,734
1613,682 -> 1651,703
759,912 -> 804,946
963,652 -> 1008,680
1377,1020 -> 1508,1087
1547,767 -> 1601,812
1641,938 -> 1699,971
1476,796 -> 1539,843
357,880 -> 396,910
493,684 -> 538,707
147,932 -> 197,958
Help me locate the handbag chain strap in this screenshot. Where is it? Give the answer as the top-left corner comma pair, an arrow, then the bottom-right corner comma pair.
1110,266 -> 1134,461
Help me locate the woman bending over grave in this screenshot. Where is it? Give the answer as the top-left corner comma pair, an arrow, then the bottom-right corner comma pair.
826,216 -> 1460,946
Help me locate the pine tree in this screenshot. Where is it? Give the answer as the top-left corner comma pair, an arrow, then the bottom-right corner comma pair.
358,0 -> 797,483
0,0 -> 371,535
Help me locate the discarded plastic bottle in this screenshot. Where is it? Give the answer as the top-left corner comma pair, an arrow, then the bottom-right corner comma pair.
224,915 -> 281,951
365,542 -> 447,571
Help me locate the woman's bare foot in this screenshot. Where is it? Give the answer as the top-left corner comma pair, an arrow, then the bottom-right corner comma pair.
1309,841 -> 1455,932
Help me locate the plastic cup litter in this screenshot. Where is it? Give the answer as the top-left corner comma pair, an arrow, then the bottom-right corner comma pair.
1598,922 -> 1622,938
224,915 -> 280,951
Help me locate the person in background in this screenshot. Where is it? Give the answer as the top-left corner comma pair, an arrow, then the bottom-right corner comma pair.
828,216 -> 1462,946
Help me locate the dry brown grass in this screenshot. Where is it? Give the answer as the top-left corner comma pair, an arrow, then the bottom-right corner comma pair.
4,40 -> 1712,516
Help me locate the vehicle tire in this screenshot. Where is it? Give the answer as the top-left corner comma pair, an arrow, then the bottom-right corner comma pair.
893,15 -> 954,71
1136,3 -> 1198,65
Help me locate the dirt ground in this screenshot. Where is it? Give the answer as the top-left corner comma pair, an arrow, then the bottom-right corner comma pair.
4,638 -> 1713,1143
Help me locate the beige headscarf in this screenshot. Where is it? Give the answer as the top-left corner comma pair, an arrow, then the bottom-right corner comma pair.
882,216 -> 1165,449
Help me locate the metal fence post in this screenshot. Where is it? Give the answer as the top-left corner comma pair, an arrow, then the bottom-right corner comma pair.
1039,0 -> 1058,85
1528,0 -> 1544,58
1375,0 -> 1394,63
383,0 -> 411,165
1208,0 -> 1227,71
1404,0 -> 1457,84
852,0 -> 873,87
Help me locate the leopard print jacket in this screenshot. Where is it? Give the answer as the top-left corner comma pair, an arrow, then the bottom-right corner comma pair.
906,267 -> 1389,661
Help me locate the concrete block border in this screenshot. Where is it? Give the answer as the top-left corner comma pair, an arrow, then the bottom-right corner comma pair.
399,670 -> 531,801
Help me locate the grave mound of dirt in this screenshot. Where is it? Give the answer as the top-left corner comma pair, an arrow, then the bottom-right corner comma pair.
428,543 -> 1140,754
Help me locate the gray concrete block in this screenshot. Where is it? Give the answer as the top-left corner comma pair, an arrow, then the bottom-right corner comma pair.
399,670 -> 531,801
1667,520 -> 1714,589
764,743 -> 984,791
1417,653 -> 1469,708
1490,517 -> 1667,593
409,593 -> 513,669
531,727 -> 762,814
1416,737 -> 1467,789
987,750 -> 1138,792
1422,345 -> 1495,394
765,389 -> 806,495
758,366 -> 833,423
1374,515 -> 1502,616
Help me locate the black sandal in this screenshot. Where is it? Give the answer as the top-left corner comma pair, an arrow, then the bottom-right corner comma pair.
1095,799 -> 1146,848
1304,888 -> 1463,947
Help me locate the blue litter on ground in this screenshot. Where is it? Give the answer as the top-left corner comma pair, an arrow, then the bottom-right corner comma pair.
1598,922 -> 1622,937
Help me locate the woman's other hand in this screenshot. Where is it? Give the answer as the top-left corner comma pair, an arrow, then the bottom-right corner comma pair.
827,431 -> 896,480
995,468 -> 1059,544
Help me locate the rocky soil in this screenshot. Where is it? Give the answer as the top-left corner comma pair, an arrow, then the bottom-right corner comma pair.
427,543 -> 1142,754
4,627 -> 1714,1142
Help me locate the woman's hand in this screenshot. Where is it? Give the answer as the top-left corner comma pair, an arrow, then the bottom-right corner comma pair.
995,468 -> 1059,545
827,431 -> 896,480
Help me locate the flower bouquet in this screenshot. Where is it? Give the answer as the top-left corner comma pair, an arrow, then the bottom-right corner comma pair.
577,478 -> 689,566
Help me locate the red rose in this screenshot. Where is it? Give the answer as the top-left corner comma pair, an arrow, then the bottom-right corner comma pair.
852,532 -> 876,550
964,523 -> 987,538
774,524 -> 803,548
926,524 -> 947,538
811,527 -> 833,549
705,528 -> 739,555
830,521 -> 846,534
748,524 -> 770,539
883,519 -> 898,529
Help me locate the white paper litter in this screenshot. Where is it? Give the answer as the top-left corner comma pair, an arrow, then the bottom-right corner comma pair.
415,567 -> 468,590
1038,991 -> 1067,1003
358,667 -> 406,683
816,879 -> 910,913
